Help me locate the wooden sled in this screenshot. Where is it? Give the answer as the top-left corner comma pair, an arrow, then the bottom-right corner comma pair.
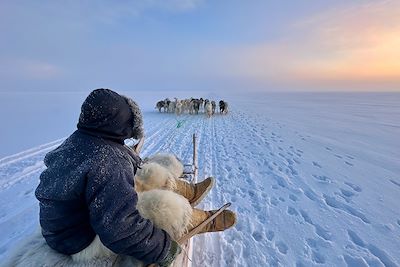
134,134 -> 230,267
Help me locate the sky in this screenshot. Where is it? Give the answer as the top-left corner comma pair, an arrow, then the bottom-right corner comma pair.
0,0 -> 400,93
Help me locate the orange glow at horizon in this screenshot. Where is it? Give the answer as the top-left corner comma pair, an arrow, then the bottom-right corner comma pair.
226,1 -> 400,90
292,30 -> 400,82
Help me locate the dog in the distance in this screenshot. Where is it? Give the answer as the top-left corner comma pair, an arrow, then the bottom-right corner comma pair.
219,100 -> 229,114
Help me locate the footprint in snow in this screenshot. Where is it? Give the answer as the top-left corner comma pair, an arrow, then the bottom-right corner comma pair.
343,254 -> 369,267
347,230 -> 398,267
289,194 -> 298,202
270,197 -> 279,206
323,194 -> 370,224
287,206 -> 299,216
312,161 -> 322,168
312,174 -> 331,183
389,179 -> 400,188
344,182 -> 362,192
306,238 -> 327,264
252,231 -> 264,242
345,161 -> 354,166
304,189 -> 319,202
275,241 -> 288,254
268,165 -> 274,171
266,230 -> 275,241
339,188 -> 355,198
293,158 -> 301,164
311,250 -> 326,264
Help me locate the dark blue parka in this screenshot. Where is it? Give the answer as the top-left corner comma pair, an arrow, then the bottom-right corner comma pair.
35,89 -> 172,264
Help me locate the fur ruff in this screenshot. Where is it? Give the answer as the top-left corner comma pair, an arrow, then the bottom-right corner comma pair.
145,153 -> 184,178
6,190 -> 192,267
122,96 -> 144,140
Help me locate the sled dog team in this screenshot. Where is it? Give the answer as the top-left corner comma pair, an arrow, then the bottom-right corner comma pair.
156,98 -> 229,117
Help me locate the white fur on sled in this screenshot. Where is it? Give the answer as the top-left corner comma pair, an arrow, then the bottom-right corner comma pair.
145,153 -> 184,179
4,230 -> 130,267
6,190 -> 192,267
137,190 -> 192,240
134,162 -> 177,192
71,236 -> 115,263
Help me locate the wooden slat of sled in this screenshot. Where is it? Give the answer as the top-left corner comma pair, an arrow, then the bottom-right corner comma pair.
147,134 -> 197,267
172,133 -> 197,267
134,138 -> 145,154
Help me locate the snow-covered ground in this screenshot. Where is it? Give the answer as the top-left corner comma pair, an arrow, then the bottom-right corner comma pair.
0,93 -> 399,266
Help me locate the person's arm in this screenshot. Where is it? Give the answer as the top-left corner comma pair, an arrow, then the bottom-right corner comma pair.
85,162 -> 171,264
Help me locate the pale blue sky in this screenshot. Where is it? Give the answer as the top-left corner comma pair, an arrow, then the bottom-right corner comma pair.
1,0 -> 399,93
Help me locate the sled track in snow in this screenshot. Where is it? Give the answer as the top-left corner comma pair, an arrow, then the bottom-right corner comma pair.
0,138 -> 65,168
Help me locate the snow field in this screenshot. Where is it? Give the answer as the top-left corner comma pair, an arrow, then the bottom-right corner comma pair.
0,93 -> 399,266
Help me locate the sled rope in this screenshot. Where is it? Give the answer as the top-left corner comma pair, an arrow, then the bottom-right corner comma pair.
162,115 -> 190,152
181,246 -> 193,263
176,118 -> 186,128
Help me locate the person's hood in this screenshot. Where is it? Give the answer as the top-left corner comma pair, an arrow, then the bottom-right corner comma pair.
77,88 -> 144,143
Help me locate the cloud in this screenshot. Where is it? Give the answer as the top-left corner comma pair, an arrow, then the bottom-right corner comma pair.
0,0 -> 204,28
218,0 -> 400,90
142,0 -> 204,12
0,59 -> 62,80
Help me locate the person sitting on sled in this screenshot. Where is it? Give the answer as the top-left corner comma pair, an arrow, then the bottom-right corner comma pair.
34,88 -> 236,266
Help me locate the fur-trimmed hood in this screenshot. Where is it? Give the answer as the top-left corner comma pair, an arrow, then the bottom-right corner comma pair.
77,89 -> 144,143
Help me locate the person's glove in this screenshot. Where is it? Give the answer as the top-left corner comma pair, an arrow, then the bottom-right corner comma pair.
158,240 -> 182,267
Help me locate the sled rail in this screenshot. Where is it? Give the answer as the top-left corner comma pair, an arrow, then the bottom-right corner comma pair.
171,133 -> 197,267
148,134 -> 199,267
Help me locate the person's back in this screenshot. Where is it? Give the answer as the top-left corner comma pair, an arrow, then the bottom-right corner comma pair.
36,131 -> 139,254
35,88 -> 179,265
